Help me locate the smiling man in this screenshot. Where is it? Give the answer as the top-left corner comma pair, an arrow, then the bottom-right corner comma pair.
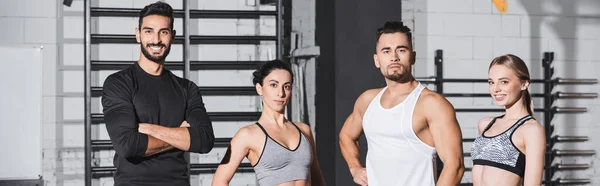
101,2 -> 215,186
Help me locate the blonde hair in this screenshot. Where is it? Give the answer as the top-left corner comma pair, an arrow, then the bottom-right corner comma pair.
489,54 -> 534,115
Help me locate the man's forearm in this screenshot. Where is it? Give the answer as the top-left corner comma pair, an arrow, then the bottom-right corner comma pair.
436,162 -> 464,186
145,135 -> 175,156
142,124 -> 191,151
340,136 -> 363,170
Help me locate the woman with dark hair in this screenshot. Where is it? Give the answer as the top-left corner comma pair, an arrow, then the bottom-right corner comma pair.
471,54 -> 546,186
212,60 -> 325,186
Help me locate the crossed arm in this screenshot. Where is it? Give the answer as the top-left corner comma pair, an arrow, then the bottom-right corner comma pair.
137,121 -> 191,156
102,78 -> 215,159
137,82 -> 216,155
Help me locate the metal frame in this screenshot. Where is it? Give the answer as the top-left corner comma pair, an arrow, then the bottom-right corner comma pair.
90,34 -> 276,44
276,0 -> 283,60
83,0 -> 92,185
90,163 -> 254,178
91,7 -> 277,19
183,0 -> 190,79
84,0 -> 286,184
90,112 -> 261,124
90,60 -> 265,70
91,86 -> 256,96
91,138 -> 233,149
541,52 -> 597,185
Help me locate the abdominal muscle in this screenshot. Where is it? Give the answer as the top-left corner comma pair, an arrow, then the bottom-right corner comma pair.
472,165 -> 522,186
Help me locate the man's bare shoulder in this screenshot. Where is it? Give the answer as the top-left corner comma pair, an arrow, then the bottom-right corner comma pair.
360,88 -> 383,100
357,88 -> 383,104
353,88 -> 383,113
419,88 -> 455,111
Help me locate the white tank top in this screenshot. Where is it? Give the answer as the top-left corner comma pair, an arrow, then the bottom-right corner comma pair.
362,82 -> 437,186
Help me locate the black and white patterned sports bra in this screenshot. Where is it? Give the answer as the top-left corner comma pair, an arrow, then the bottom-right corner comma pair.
471,115 -> 534,177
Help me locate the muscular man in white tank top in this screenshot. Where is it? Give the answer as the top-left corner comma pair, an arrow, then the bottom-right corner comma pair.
339,21 -> 465,186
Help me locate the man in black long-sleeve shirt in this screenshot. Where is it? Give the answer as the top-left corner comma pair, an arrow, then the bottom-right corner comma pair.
101,2 -> 215,186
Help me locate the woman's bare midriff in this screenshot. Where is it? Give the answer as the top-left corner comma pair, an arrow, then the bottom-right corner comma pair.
472,165 -> 522,186
275,180 -> 310,186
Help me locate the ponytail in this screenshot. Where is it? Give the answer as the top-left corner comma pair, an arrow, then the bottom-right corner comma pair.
523,89 -> 534,115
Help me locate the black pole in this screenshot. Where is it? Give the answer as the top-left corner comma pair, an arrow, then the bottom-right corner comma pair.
276,0 -> 283,60
84,0 -> 92,185
277,0 -> 292,123
434,49 -> 444,178
542,52 -> 554,185
435,50 -> 443,93
183,0 -> 190,79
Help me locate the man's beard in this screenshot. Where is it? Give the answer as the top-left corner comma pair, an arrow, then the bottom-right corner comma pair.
384,64 -> 412,83
141,43 -> 171,64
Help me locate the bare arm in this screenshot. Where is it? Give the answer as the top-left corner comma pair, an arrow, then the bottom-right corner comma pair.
212,128 -> 252,186
339,112 -> 363,173
423,94 -> 465,185
297,123 -> 325,186
138,124 -> 191,151
142,121 -> 192,156
144,136 -> 174,156
339,89 -> 379,186
522,121 -> 545,186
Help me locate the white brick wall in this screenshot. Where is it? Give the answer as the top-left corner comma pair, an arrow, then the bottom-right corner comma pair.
0,0 -> 61,185
0,18 -> 26,43
404,0 -> 600,184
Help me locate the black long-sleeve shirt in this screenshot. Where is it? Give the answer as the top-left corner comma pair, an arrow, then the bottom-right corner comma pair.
102,63 -> 215,186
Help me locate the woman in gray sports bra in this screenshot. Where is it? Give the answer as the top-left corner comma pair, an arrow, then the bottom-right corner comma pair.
212,60 -> 325,186
470,54 -> 546,186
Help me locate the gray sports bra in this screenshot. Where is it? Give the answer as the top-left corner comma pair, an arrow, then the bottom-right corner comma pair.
471,115 -> 533,177
252,122 -> 312,185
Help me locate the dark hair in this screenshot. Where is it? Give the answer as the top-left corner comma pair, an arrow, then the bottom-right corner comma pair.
489,54 -> 534,115
376,21 -> 413,48
139,1 -> 174,30
252,59 -> 294,86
